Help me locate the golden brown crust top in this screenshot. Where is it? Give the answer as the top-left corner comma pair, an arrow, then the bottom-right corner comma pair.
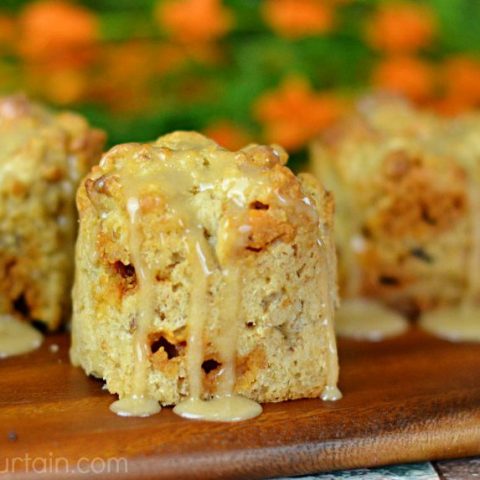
80,131 -> 326,267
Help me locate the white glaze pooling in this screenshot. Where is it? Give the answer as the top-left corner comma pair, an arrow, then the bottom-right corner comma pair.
336,298 -> 409,341
110,396 -> 161,417
0,315 -> 43,358
173,395 -> 262,422
420,304 -> 480,342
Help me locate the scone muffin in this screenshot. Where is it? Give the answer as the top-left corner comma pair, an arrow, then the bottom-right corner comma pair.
0,95 -> 105,330
70,131 -> 340,415
311,96 -> 480,334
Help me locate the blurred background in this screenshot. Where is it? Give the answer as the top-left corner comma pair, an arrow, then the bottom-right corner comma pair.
0,0 -> 479,163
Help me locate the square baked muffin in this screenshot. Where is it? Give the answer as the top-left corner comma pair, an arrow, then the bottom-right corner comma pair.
70,132 -> 340,414
311,96 -> 480,324
0,95 -> 105,330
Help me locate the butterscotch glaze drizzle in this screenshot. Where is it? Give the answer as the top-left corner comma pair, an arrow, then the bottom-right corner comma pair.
0,315 -> 43,359
317,232 -> 342,401
110,195 -> 161,417
181,238 -> 211,402
174,256 -> 262,421
174,220 -> 263,421
214,265 -> 239,396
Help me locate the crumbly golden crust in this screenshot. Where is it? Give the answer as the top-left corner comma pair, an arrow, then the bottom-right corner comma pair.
0,95 -> 105,329
70,131 -> 337,405
311,95 -> 480,316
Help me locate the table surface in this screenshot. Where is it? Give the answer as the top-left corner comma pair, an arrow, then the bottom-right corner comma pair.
1,328 -> 480,479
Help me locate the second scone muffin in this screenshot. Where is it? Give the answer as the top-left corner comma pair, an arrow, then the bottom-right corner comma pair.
0,95 -> 105,330
311,96 -> 480,317
70,132 -> 339,406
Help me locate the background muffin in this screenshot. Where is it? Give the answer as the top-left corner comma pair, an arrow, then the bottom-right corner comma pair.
71,131 -> 339,406
0,95 -> 105,329
311,96 -> 480,317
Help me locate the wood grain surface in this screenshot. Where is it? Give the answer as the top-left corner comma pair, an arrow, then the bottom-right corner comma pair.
1,327 -> 479,480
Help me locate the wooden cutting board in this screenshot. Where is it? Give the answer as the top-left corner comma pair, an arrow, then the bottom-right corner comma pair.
1,327 -> 479,480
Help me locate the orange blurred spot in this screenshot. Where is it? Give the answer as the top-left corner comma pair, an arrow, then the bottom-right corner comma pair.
254,77 -> 345,151
431,56 -> 480,115
204,121 -> 253,150
0,14 -> 15,46
43,69 -> 87,104
89,42 -> 157,113
442,56 -> 480,105
262,0 -> 334,38
24,65 -> 87,105
372,56 -> 436,103
431,96 -> 473,116
154,43 -> 189,75
104,42 -> 157,83
366,2 -> 436,53
157,0 -> 232,44
18,0 -> 98,67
